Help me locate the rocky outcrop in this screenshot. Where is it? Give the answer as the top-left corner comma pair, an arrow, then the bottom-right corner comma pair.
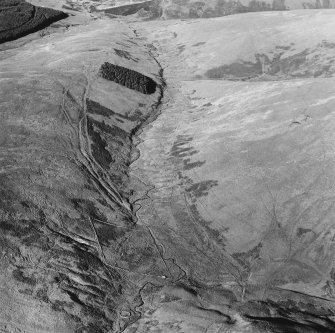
99,62 -> 157,94
0,0 -> 68,44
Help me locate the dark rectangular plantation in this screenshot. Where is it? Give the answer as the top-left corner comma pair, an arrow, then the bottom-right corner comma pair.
99,62 -> 157,94
0,0 -> 68,44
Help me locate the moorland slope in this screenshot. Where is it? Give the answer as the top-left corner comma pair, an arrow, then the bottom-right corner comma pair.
1,1 -> 335,333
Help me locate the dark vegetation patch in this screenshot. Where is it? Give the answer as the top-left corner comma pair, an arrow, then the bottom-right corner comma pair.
183,160 -> 205,170
12,268 -> 37,286
87,116 -> 133,173
71,198 -> 107,222
100,0 -> 334,20
171,145 -> 197,158
233,242 -> 263,269
119,239 -> 156,271
192,42 -> 206,47
36,288 -> 50,303
87,99 -> 144,122
296,227 -> 312,237
92,117 -> 129,141
303,0 -> 332,8
276,45 -> 291,50
0,0 -> 68,44
72,248 -> 101,272
206,58 -> 263,80
95,223 -> 128,244
87,117 -> 114,169
186,180 -> 218,197
87,99 -> 117,117
85,114 -> 134,194
163,0 -> 288,19
0,178 -> 18,213
205,46 -> 335,80
175,282 -> 198,297
103,0 -> 162,18
330,268 -> 335,281
99,62 -> 157,94
178,44 -> 185,54
170,135 -> 195,158
171,136 -> 206,170
61,3 -> 82,12
0,218 -> 46,249
114,49 -> 139,62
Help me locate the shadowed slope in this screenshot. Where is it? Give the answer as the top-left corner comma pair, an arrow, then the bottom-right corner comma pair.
0,0 -> 68,44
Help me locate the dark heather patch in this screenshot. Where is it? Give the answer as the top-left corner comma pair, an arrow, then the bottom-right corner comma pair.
275,45 -> 291,50
183,159 -> 205,170
12,268 -> 37,286
267,50 -> 309,77
186,180 -> 218,197
206,48 -> 335,80
320,40 -> 335,48
178,45 -> 186,54
171,146 -> 194,157
87,99 -> 123,118
175,282 -> 198,297
192,41 -> 206,47
1,219 -> 41,238
128,109 -> 144,122
71,198 -> 107,222
20,200 -> 30,208
85,116 -> 133,193
36,288 -> 49,303
171,136 -> 206,170
87,99 -> 144,122
90,117 -> 129,141
330,268 -> 335,281
114,49 -> 139,62
103,0 -> 161,18
99,62 -> 157,94
87,116 -> 113,169
170,136 -> 195,157
232,242 -> 263,269
206,59 -> 263,79
296,227 -> 312,237
95,223 -> 128,244
180,150 -> 198,158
